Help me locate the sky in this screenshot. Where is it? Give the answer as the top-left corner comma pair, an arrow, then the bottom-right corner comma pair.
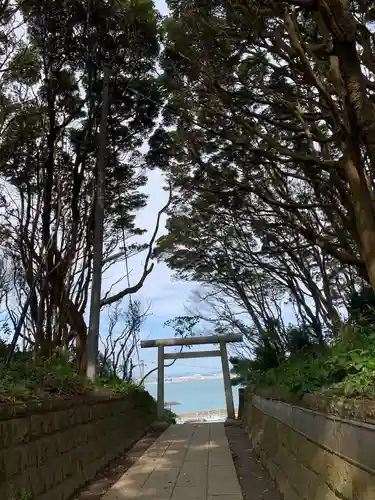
101,168 -> 205,378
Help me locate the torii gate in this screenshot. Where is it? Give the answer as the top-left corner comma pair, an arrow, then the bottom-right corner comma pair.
141,334 -> 243,421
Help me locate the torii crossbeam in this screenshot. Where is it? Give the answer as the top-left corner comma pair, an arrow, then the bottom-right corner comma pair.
141,334 -> 243,420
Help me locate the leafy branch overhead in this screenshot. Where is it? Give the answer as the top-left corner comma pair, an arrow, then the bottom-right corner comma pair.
149,0 -> 375,359
100,182 -> 173,307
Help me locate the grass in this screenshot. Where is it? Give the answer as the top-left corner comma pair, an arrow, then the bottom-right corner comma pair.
0,357 -> 147,403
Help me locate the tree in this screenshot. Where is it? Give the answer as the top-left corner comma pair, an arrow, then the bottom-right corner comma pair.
155,0 -> 375,285
348,286 -> 375,325
154,192 -> 351,342
99,299 -> 149,381
146,0 -> 375,352
0,0 -> 166,369
164,315 -> 201,338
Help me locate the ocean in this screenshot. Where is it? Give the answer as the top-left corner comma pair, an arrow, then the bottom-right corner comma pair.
145,378 -> 240,415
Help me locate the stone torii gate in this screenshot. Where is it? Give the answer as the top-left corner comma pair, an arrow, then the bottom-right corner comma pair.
140,334 -> 243,421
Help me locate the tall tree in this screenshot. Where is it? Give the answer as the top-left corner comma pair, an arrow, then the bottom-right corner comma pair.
148,0 -> 374,346
0,0 -> 164,368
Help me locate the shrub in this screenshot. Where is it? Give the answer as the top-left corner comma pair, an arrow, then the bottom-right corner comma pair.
349,286 -> 375,325
241,324 -> 375,400
161,408 -> 177,424
0,357 -> 88,401
0,357 -> 150,403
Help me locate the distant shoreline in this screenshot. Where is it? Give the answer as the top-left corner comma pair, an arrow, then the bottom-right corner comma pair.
144,376 -> 240,414
145,375 -> 223,385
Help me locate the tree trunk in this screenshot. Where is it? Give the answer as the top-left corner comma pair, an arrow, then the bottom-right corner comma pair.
335,39 -> 375,173
343,143 -> 375,289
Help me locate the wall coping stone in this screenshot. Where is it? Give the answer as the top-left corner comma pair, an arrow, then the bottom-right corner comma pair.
252,394 -> 375,477
249,387 -> 375,425
0,391 -> 151,420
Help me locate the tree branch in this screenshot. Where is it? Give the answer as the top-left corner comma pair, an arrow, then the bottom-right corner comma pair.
100,183 -> 173,307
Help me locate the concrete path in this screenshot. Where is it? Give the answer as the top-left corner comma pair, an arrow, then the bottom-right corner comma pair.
102,423 -> 243,500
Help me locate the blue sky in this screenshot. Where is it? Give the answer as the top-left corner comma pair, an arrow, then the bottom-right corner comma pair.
156,0 -> 169,15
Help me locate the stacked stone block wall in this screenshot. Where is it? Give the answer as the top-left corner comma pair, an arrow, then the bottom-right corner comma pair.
241,391 -> 375,500
0,393 -> 156,500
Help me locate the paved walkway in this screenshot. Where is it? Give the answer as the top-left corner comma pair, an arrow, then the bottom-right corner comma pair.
102,423 -> 243,500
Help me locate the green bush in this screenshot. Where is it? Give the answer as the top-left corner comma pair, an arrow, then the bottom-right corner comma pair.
95,374 -> 139,393
0,357 -> 88,401
161,408 -> 177,424
260,355 -> 329,399
348,286 -> 375,325
0,357 -> 150,403
245,325 -> 375,400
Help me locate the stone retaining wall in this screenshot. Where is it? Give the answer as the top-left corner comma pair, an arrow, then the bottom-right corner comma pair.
0,391 -> 156,500
241,391 -> 375,500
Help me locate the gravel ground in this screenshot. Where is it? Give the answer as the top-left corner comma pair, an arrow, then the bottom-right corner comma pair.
225,424 -> 284,500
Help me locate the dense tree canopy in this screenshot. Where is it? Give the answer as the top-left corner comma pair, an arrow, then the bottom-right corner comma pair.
0,0 -> 165,369
149,0 -> 375,351
2,0 -> 375,381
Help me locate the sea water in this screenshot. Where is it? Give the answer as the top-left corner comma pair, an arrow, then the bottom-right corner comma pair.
145,378 -> 240,414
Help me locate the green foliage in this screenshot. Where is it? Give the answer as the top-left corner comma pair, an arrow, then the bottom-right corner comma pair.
149,0 -> 375,371
0,357 -> 148,402
260,355 -> 329,399
18,492 -> 31,500
95,374 -> 139,395
231,323 -> 318,387
230,357 -> 254,386
0,358 -> 88,401
161,408 -> 177,424
164,315 -> 200,338
254,333 -> 284,371
0,0 -> 163,367
6,45 -> 41,84
288,326 -> 314,354
241,325 -> 375,400
348,286 -> 375,325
